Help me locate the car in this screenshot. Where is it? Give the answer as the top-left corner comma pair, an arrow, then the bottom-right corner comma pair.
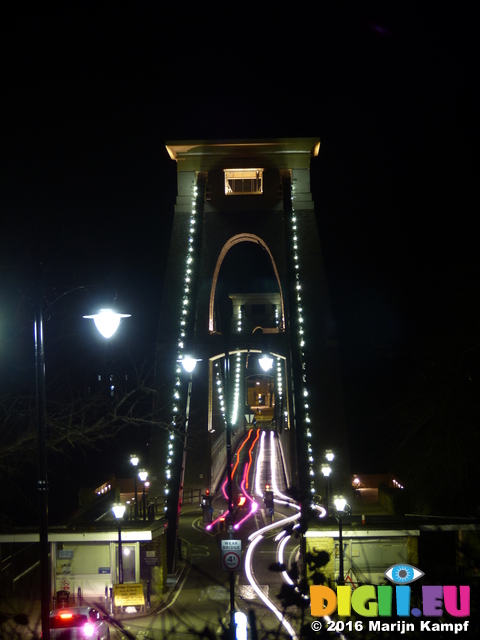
49,606 -> 110,640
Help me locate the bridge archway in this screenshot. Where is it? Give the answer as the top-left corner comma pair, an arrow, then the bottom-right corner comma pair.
208,233 -> 285,333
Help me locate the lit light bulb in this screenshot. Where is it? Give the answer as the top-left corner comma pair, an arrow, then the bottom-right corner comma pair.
84,309 -> 131,339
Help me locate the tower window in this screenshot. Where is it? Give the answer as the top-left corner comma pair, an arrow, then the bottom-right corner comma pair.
224,169 -> 263,195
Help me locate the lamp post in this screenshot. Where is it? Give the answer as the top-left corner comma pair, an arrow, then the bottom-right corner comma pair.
218,295 -> 236,638
130,455 -> 139,519
34,276 -> 129,640
334,496 -> 348,585
321,464 -> 332,515
112,503 -> 126,584
144,481 -> 150,518
176,356 -> 199,567
138,469 -> 148,521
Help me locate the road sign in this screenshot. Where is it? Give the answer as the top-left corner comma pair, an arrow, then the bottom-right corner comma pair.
221,539 -> 242,571
268,507 -> 274,515
113,583 -> 145,606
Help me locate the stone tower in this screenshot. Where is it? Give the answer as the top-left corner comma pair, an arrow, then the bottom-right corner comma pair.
151,139 -> 350,567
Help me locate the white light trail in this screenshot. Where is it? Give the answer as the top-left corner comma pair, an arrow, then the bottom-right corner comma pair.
270,431 -> 292,502
245,534 -> 298,640
255,431 -> 266,498
277,535 -> 294,585
248,510 -> 300,542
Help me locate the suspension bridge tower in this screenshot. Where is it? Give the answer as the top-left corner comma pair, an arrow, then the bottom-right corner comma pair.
151,139 -> 350,568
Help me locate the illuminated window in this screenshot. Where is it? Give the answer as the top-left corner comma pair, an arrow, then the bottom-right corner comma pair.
224,169 -> 263,195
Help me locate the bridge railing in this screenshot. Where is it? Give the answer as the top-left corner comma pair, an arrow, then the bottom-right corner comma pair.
182,489 -> 202,504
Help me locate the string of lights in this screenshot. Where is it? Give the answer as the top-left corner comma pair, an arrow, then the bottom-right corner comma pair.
275,356 -> 283,423
230,352 -> 242,427
164,182 -> 199,514
214,362 -> 227,427
290,181 -> 316,497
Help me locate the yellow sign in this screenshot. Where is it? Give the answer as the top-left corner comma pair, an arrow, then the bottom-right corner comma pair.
113,583 -> 145,606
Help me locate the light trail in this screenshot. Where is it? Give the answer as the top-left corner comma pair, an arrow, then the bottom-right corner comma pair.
245,428 -> 260,489
210,426 -> 302,639
248,510 -> 300,541
221,428 -> 253,500
234,463 -> 258,530
277,534 -> 294,585
254,430 -> 266,498
233,428 -> 261,530
244,431 -> 302,638
207,429 -> 259,531
245,534 -> 299,640
270,430 -> 292,502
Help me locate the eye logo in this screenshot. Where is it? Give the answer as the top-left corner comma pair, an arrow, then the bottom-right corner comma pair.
384,563 -> 424,585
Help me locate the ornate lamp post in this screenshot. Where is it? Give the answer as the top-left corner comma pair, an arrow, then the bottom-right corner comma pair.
334,496 -> 348,585
138,469 -> 148,521
130,455 -> 139,519
321,464 -> 332,515
35,290 -> 129,640
112,503 -> 126,584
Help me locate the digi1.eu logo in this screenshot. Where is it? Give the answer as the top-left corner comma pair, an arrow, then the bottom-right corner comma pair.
310,562 -> 470,619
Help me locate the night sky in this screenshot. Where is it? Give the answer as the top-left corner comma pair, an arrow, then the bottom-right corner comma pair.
1,4 -> 478,516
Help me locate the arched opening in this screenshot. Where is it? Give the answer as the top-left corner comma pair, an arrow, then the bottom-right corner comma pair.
208,234 -> 285,333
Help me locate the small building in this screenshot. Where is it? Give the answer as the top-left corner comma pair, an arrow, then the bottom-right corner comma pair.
0,500 -> 167,606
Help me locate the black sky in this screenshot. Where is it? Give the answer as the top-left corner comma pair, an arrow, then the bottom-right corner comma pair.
1,2 -> 479,486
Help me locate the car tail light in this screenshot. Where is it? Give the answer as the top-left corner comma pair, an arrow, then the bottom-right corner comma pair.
83,623 -> 95,637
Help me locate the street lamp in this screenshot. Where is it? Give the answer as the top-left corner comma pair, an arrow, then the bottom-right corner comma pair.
334,496 -> 348,585
144,481 -> 150,519
326,449 -> 335,463
130,455 -> 139,519
112,503 -> 126,584
321,464 -> 332,515
35,283 -> 129,640
138,469 -> 148,521
176,357 -> 198,559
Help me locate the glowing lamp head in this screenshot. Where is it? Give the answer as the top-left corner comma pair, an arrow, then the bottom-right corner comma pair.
83,309 -> 131,338
180,356 -> 197,373
138,469 -> 148,482
334,496 -> 347,513
321,465 -> 331,477
259,354 -> 273,372
130,455 -> 139,467
83,624 -> 95,637
111,503 -> 126,519
325,450 -> 335,462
